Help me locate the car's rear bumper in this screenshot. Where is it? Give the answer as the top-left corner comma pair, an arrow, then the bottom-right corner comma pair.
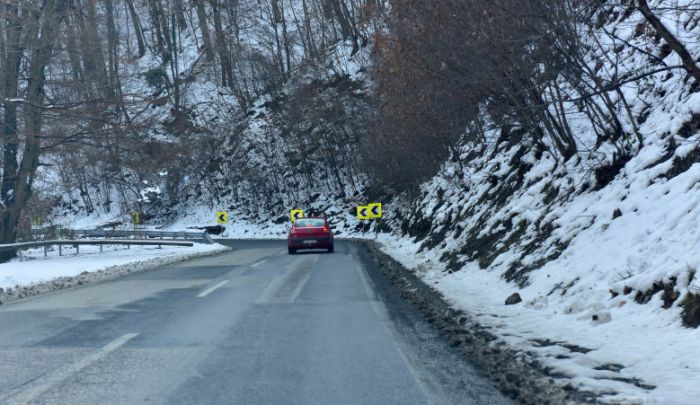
288,237 -> 333,249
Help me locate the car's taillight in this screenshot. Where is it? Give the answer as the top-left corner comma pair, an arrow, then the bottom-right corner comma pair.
322,226 -> 330,233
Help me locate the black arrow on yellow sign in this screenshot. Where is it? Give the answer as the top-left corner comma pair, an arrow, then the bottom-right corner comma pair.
290,209 -> 304,222
370,205 -> 380,216
216,211 -> 229,224
360,207 -> 368,217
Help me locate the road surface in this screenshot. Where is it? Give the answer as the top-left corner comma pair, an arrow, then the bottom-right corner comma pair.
0,240 -> 514,404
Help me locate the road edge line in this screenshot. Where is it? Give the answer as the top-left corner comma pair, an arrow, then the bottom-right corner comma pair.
359,240 -> 588,405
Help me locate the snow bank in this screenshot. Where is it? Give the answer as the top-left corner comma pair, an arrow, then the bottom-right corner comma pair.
376,232 -> 697,404
0,243 -> 230,305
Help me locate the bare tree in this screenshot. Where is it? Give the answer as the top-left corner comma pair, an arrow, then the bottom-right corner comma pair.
1,0 -> 67,260
634,0 -> 700,82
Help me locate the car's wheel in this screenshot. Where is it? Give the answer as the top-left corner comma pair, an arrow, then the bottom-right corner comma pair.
288,247 -> 296,255
327,244 -> 334,253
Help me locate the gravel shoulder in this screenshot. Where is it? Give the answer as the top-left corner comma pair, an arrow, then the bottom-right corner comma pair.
359,240 -> 588,405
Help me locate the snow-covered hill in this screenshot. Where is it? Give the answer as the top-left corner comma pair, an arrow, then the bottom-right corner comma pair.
37,1 -> 700,402
365,3 -> 700,402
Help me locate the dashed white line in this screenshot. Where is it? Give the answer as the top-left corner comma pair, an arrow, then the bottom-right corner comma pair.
251,259 -> 267,268
354,263 -> 378,301
197,280 -> 230,298
256,257 -> 317,304
2,333 -> 139,404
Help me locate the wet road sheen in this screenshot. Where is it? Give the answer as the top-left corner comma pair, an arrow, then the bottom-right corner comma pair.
0,240 -> 515,405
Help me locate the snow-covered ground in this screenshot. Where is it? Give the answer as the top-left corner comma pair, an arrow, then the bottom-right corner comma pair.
375,229 -> 698,405
0,243 -> 229,293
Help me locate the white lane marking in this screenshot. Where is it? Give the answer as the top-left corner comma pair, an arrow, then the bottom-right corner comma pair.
251,259 -> 267,268
3,333 -> 139,404
349,246 -> 432,399
287,269 -> 313,303
256,256 -> 317,304
354,263 -> 378,301
197,280 -> 230,298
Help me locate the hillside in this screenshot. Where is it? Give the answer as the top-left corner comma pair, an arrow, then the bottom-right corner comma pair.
6,0 -> 700,402
375,3 -> 700,402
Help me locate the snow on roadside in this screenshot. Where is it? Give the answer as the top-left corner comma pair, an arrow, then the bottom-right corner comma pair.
374,232 -> 699,405
166,205 -> 289,239
0,243 -> 230,305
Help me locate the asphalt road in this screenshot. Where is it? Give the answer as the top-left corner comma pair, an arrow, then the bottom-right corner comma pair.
0,240 -> 515,405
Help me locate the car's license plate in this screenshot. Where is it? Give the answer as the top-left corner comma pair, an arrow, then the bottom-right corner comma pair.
303,240 -> 316,244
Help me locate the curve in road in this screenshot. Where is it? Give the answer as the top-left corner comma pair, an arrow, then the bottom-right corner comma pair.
0,240 -> 515,405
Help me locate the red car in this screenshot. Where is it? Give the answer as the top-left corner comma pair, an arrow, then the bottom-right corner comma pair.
288,217 -> 334,254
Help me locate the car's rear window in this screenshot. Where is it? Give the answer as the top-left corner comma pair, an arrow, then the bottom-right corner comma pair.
295,219 -> 326,227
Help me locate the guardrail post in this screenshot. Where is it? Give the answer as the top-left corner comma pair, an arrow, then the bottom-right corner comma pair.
203,233 -> 214,244
59,244 -> 62,256
76,245 -> 79,255
100,244 -> 103,253
44,245 -> 48,257
127,243 -> 130,250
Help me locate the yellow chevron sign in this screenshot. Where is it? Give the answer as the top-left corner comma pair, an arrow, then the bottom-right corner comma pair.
216,211 -> 229,224
356,206 -> 370,220
367,203 -> 382,219
290,209 -> 304,222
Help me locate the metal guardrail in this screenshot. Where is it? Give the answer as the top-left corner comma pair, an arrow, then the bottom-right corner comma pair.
31,229 -> 214,244
0,239 -> 195,257
73,229 -> 212,242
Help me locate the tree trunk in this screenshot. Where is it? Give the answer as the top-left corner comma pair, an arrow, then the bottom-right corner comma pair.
0,0 -> 65,260
125,0 -> 146,57
194,0 -> 215,60
212,0 -> 236,98
637,0 -> 700,82
327,0 -> 353,41
1,2 -> 24,211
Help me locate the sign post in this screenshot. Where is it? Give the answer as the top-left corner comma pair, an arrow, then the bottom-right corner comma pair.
368,203 -> 382,239
357,203 -> 383,239
356,206 -> 369,237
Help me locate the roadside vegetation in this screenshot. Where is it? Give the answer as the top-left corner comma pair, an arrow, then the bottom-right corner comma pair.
3,0 -> 700,288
